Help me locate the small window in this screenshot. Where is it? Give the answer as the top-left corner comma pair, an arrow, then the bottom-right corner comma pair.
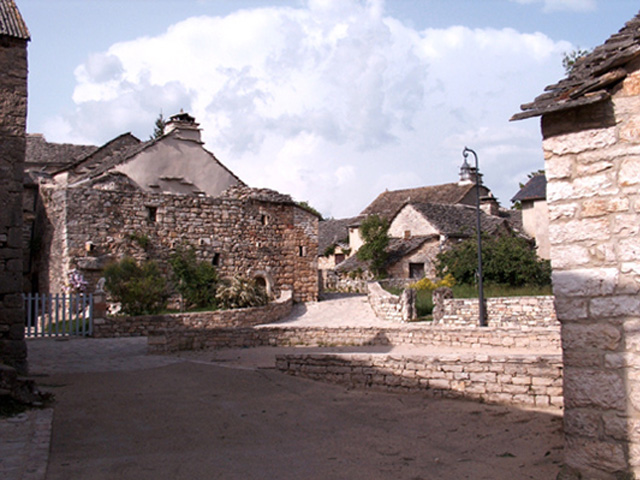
146,206 -> 157,222
334,253 -> 346,264
404,230 -> 411,240
298,246 -> 306,257
409,263 -> 425,279
261,214 -> 268,226
212,253 -> 220,267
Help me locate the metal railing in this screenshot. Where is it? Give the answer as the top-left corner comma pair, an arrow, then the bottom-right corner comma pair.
23,293 -> 94,338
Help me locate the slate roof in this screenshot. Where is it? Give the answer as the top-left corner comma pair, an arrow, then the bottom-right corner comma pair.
336,236 -> 435,274
25,134 -> 97,171
406,203 -> 510,238
511,174 -> 546,203
512,11 -> 640,120
361,182 -> 488,221
0,0 -> 29,40
318,216 -> 365,254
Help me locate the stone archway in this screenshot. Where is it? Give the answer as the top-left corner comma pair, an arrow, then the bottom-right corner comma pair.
251,270 -> 275,298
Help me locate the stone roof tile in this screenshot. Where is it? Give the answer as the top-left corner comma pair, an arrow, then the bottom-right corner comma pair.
0,0 -> 29,40
511,174 -> 546,202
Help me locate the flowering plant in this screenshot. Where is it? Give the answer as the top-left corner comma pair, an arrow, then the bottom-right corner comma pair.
65,269 -> 88,293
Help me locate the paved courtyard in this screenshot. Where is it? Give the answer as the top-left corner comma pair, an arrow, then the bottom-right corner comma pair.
2,294 -> 564,479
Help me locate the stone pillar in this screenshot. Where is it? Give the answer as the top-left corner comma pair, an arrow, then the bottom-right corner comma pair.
543,83 -> 640,478
0,10 -> 29,374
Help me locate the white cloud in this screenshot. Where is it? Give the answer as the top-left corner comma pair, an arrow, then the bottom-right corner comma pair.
509,0 -> 596,12
44,0 -> 571,217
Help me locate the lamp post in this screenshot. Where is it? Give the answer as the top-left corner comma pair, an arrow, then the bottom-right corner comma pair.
463,147 -> 487,327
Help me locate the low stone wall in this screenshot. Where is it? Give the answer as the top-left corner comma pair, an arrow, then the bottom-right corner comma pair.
276,352 -> 563,409
93,290 -> 293,338
366,282 -> 415,322
435,295 -> 557,328
148,324 -> 561,353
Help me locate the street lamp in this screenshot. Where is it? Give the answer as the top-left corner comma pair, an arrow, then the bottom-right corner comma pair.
463,147 -> 487,327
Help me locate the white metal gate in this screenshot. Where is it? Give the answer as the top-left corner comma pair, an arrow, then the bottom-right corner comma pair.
23,293 -> 94,338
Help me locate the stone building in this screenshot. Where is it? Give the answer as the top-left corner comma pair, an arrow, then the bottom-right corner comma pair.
0,0 -> 29,373
28,113 -> 319,303
512,11 -> 640,479
511,173 -> 550,259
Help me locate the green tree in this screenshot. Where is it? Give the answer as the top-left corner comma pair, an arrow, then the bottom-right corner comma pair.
169,247 -> 219,310
150,112 -> 166,140
357,214 -> 389,277
562,48 -> 591,75
104,258 -> 169,315
436,234 -> 551,287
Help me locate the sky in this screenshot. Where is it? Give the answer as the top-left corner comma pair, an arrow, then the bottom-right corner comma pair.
16,0 -> 640,219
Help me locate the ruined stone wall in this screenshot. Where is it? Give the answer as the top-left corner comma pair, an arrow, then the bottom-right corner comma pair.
433,296 -> 557,328
40,184 -> 318,302
541,67 -> 640,478
276,352 -> 563,409
367,281 -> 415,322
0,35 -> 28,373
94,290 -> 293,338
148,324 -> 561,354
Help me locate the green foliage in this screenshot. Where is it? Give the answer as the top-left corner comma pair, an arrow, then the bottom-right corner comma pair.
104,258 -> 168,315
562,48 -> 591,75
296,201 -> 323,220
357,215 -> 389,277
323,245 -> 336,257
436,234 -> 551,287
215,276 -> 269,309
169,247 -> 219,309
128,232 -> 150,250
150,112 -> 166,140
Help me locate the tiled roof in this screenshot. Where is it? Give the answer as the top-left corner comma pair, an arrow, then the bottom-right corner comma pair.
361,182 -> 488,221
408,203 -> 510,237
511,174 -> 546,202
0,0 -> 29,40
318,216 -> 365,253
26,134 -> 97,170
512,11 -> 640,120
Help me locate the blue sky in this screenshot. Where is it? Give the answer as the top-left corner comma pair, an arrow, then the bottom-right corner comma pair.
16,0 -> 640,218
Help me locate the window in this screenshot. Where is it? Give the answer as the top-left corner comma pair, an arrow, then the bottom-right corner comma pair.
298,246 -> 306,257
260,214 -> 268,225
212,253 -> 220,267
404,230 -> 411,239
334,253 -> 346,264
146,206 -> 157,222
409,263 -> 425,279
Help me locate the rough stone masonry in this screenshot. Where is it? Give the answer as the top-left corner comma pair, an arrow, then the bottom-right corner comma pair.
0,0 -> 29,374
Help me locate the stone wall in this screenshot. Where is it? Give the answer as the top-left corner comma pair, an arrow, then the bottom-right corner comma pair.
541,68 -> 640,477
276,352 -> 563,409
40,184 -> 318,302
0,34 -> 28,373
93,290 -> 293,338
434,295 -> 558,328
366,281 -> 415,322
148,324 -> 561,354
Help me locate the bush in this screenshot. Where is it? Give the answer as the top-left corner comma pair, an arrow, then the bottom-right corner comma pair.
357,215 -> 389,277
216,276 -> 269,309
436,234 -> 551,287
104,257 -> 168,315
169,247 -> 218,309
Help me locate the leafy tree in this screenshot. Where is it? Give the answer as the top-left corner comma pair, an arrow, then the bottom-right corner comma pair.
104,258 -> 169,315
562,48 -> 591,75
357,214 -> 389,277
169,247 -> 219,309
512,169 -> 545,210
150,112 -> 166,140
436,234 -> 551,287
215,276 -> 269,309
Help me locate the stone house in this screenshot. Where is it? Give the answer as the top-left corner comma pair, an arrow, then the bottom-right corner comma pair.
0,0 -> 29,373
512,11 -> 640,479
511,173 -> 550,259
27,112 -> 319,303
336,201 -> 513,281
320,157 -> 518,284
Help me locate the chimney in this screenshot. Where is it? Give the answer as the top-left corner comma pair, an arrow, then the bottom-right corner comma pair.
480,194 -> 499,216
165,110 -> 202,142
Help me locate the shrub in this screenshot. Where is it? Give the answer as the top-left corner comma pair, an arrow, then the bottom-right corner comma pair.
356,215 -> 389,277
436,234 -> 551,287
169,247 -> 218,309
215,276 -> 269,309
104,257 -> 168,315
